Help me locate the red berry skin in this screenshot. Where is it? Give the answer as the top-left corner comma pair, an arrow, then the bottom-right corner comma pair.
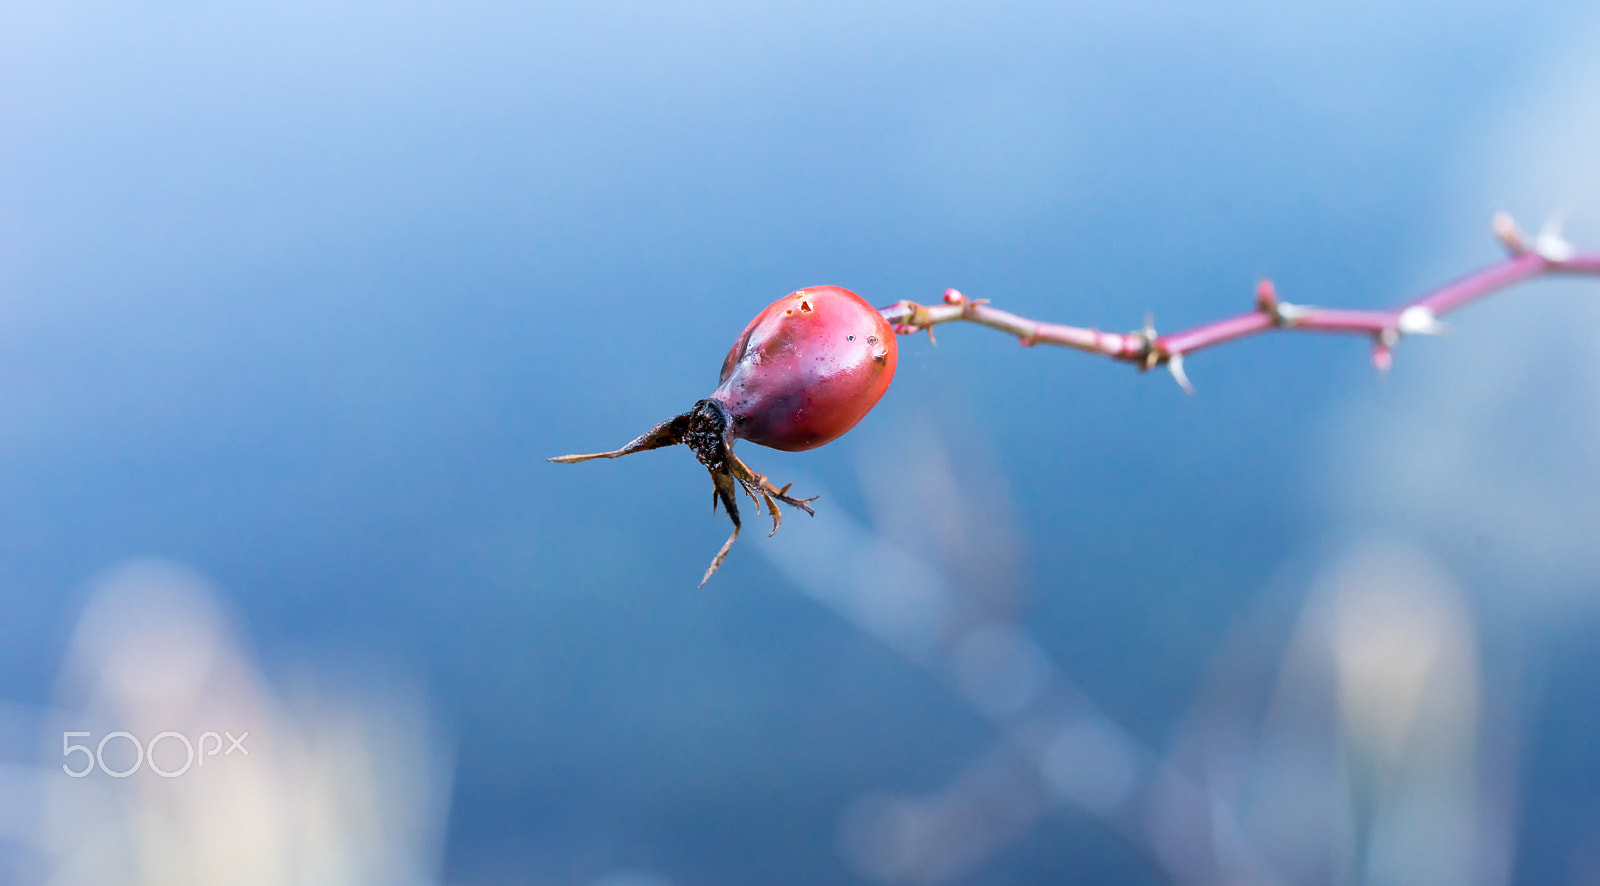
711,286 -> 897,452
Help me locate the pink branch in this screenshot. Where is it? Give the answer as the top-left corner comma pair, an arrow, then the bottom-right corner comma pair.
881,214 -> 1600,389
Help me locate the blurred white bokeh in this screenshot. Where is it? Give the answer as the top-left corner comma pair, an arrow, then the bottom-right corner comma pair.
1244,542 -> 1490,886
7,558 -> 452,886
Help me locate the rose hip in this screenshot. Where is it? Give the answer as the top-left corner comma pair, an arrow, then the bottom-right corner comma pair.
715,286 -> 897,450
551,286 -> 897,585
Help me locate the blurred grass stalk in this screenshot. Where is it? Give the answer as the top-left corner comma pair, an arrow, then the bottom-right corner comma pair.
765,422 -> 1510,886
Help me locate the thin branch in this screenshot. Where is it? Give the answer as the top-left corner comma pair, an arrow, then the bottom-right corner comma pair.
881,213 -> 1600,390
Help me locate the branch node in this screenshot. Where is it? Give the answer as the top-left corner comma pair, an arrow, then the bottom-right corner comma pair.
889,300 -> 938,336
1258,278 -> 1314,327
1137,314 -> 1160,369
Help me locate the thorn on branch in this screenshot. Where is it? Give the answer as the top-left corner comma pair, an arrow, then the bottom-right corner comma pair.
1535,214 -> 1575,262
1396,305 -> 1445,337
1276,301 -> 1312,325
1167,352 -> 1194,394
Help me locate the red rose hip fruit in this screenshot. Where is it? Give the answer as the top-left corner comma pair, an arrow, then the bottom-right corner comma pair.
713,286 -> 897,451
550,286 -> 898,585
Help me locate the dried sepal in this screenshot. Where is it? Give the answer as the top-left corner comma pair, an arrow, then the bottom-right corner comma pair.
551,398 -> 816,586
547,412 -> 691,463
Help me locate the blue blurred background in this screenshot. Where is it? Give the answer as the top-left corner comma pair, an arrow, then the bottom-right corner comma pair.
3,1 -> 1600,883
